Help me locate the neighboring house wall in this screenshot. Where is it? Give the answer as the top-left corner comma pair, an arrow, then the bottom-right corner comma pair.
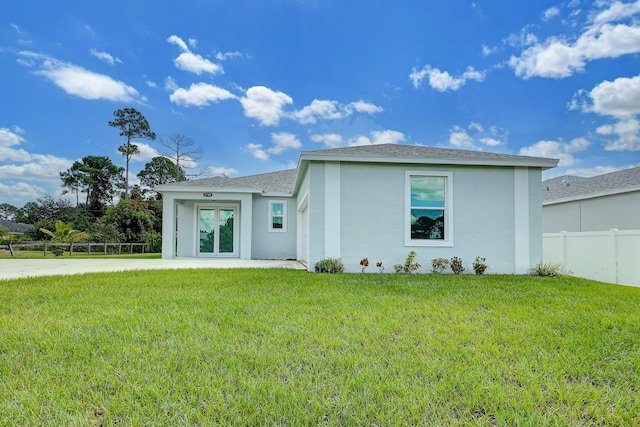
543,191 -> 640,232
251,195 -> 297,260
307,162 -> 543,274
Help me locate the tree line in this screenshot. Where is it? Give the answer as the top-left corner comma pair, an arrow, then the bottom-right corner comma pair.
0,108 -> 205,252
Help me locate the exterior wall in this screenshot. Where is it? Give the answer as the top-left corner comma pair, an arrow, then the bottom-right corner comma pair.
307,162 -> 541,274
543,201 -> 581,232
161,191 -> 253,259
251,195 -> 297,260
543,191 -> 640,232
306,162 -> 326,270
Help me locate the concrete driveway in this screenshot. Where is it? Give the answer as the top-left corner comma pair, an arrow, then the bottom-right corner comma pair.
0,258 -> 306,280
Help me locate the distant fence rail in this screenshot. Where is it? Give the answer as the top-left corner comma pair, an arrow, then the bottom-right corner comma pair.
0,242 -> 148,256
543,229 -> 640,287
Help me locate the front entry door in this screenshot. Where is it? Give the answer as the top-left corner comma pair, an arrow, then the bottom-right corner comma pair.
198,207 -> 237,256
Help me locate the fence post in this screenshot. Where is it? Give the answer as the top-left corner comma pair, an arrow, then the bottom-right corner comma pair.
560,231 -> 567,268
610,229 -> 619,285
44,243 -> 48,256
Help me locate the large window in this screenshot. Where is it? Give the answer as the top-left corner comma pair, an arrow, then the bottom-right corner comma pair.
405,171 -> 453,247
269,200 -> 287,232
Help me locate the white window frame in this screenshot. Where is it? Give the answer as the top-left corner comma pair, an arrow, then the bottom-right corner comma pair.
405,171 -> 453,247
268,200 -> 287,233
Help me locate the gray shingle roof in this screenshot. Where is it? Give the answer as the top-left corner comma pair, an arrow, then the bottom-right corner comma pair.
302,143 -> 557,164
163,169 -> 297,194
543,166 -> 640,202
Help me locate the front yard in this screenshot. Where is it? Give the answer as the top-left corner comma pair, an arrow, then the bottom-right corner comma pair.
0,270 -> 638,426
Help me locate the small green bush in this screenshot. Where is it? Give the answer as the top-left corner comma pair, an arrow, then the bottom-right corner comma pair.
315,257 -> 344,273
472,256 -> 487,275
51,246 -> 65,256
431,257 -> 450,274
529,262 -> 564,277
394,251 -> 420,274
450,256 -> 465,275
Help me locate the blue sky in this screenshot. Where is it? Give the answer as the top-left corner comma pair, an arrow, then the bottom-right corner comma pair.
2,0 -> 640,207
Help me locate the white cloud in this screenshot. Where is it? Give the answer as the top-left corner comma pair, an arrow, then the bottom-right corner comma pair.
449,126 -> 475,149
240,86 -> 293,126
245,143 -> 269,160
244,133 -> 301,161
543,6 -> 561,21
0,181 -> 46,201
410,65 -> 485,91
447,122 -> 507,150
164,76 -> 179,91
519,138 -> 590,166
348,130 -> 405,146
146,80 -> 157,88
598,118 -> 640,151
90,49 -> 122,65
131,142 -> 161,162
481,45 -> 498,56
268,132 -> 301,155
349,100 -> 384,115
207,165 -> 238,177
293,99 -> 383,124
510,1 -> 640,79
167,35 -> 189,52
585,75 -> 640,118
310,133 -> 343,148
169,82 -> 237,107
167,35 -> 223,75
215,51 -> 245,61
574,75 -> 640,151
18,51 -> 143,102
0,127 -> 74,196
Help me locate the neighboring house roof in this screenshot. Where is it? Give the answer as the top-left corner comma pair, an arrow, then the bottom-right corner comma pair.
543,166 -> 640,204
158,144 -> 558,196
0,220 -> 31,233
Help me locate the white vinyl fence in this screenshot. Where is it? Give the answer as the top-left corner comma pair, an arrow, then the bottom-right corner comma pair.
543,229 -> 640,287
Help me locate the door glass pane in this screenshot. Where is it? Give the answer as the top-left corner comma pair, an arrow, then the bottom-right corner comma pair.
199,209 -> 216,253
218,209 -> 234,253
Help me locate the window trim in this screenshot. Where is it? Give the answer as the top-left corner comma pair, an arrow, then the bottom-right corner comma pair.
405,171 -> 453,247
268,200 -> 287,233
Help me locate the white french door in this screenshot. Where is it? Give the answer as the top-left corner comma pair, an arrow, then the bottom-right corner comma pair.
197,206 -> 238,256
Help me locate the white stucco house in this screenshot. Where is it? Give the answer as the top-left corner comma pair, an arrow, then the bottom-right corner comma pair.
157,144 -> 558,273
542,166 -> 640,233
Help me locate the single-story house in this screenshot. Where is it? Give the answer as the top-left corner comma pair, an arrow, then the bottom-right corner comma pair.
542,166 -> 640,233
157,144 -> 558,273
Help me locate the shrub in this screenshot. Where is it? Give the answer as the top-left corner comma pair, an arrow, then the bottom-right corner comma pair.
472,256 -> 487,275
50,245 -> 65,256
360,257 -> 369,273
431,257 -> 450,274
394,251 -> 421,274
315,257 -> 344,273
450,256 -> 465,275
529,262 -> 564,277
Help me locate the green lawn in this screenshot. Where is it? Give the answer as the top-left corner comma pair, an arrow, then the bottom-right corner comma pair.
0,270 -> 638,426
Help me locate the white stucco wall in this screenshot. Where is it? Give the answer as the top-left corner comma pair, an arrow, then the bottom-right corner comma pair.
251,195 -> 297,260
543,191 -> 640,232
161,191 -> 253,259
307,162 -> 542,274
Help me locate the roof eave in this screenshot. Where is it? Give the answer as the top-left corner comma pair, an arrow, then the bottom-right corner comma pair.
156,185 -> 261,194
299,153 -> 558,169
